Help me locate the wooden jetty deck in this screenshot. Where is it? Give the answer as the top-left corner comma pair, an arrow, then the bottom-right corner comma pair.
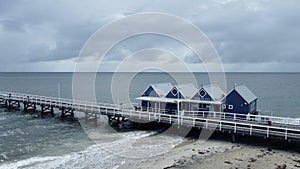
1,91 -> 300,142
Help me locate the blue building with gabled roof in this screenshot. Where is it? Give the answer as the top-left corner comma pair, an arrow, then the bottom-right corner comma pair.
192,84 -> 225,111
165,86 -> 184,99
222,85 -> 258,115
142,83 -> 173,97
141,83 -> 173,109
164,84 -> 198,111
192,84 -> 225,101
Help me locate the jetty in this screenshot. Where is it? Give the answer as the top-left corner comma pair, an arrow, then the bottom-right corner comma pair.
0,91 -> 300,142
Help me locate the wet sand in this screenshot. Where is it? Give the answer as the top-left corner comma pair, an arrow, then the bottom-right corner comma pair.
119,134 -> 300,169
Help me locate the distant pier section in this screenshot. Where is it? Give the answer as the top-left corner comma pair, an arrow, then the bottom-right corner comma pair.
0,90 -> 300,142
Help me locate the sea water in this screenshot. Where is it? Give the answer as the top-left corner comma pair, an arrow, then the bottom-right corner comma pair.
0,72 -> 299,168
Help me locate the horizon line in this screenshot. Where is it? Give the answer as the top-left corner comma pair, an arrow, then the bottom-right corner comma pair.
0,71 -> 300,73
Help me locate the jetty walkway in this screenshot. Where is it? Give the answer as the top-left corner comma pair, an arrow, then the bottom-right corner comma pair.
1,91 -> 300,142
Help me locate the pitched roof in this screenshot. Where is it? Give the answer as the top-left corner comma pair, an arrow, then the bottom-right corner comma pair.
202,84 -> 226,101
234,85 -> 257,103
136,96 -> 222,105
175,83 -> 198,99
150,83 -> 173,97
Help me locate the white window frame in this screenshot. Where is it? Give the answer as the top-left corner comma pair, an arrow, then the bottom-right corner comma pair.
171,88 -> 178,96
199,89 -> 206,97
222,104 -> 226,109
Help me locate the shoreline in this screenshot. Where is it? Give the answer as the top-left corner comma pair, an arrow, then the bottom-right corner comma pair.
119,133 -> 300,169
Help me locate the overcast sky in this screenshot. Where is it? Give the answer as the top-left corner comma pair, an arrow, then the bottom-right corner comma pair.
0,0 -> 299,72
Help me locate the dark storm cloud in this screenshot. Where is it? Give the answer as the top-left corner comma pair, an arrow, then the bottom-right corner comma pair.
0,0 -> 299,71
189,1 -> 300,64
0,1 -> 103,65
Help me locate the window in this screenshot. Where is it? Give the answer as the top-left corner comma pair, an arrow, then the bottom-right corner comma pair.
199,90 -> 206,97
171,88 -> 178,96
199,104 -> 207,109
222,104 -> 226,109
229,105 -> 233,110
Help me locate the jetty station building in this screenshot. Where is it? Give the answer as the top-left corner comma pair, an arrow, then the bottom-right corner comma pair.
136,83 -> 257,115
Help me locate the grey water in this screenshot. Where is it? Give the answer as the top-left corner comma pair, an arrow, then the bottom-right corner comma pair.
0,72 -> 299,168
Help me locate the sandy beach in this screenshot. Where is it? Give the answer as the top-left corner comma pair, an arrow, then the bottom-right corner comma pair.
119,134 -> 300,169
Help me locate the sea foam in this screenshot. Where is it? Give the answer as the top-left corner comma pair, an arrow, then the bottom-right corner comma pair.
0,131 -> 183,169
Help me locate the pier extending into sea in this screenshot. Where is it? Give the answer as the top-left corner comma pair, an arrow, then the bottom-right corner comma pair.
1,91 -> 300,142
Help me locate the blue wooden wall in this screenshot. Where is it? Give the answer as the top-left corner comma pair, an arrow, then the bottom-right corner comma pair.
223,90 -> 257,114
142,86 -> 159,97
192,89 -> 213,101
165,87 -> 184,99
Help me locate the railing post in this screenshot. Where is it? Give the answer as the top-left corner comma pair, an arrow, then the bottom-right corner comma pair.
267,127 -> 269,138
234,123 -> 237,133
158,113 -> 161,122
139,110 -> 141,119
250,125 -> 252,135
234,114 -> 236,121
285,129 -> 288,140
285,119 -> 287,126
181,110 -> 184,125
205,119 -> 208,129
178,111 -> 180,124
219,121 -> 222,131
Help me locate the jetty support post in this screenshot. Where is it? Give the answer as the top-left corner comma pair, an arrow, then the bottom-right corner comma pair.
41,104 -> 55,117
61,107 -> 74,119
231,133 -> 236,143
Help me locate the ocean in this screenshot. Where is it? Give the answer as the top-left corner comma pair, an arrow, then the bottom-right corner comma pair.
0,72 -> 299,168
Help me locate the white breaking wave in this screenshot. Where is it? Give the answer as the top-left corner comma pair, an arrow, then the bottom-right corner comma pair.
0,131 -> 184,169
0,117 -> 7,121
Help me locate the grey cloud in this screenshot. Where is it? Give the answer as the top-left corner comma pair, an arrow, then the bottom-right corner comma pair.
183,54 -> 202,64
0,0 -> 300,72
0,18 -> 26,32
187,1 -> 300,64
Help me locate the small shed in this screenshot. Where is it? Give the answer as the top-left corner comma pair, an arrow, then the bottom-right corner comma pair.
141,83 -> 173,109
165,84 -> 198,111
192,84 -> 225,111
163,84 -> 191,111
222,85 -> 257,115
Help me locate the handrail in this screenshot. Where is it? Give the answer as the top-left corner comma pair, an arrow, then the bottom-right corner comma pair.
1,91 -> 300,130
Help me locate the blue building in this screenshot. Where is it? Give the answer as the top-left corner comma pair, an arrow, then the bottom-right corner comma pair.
137,83 -> 223,114
164,84 -> 198,111
141,83 -> 173,109
222,85 -> 257,115
191,84 -> 225,111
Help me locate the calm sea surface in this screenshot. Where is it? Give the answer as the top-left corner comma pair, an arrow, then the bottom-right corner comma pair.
0,72 -> 299,168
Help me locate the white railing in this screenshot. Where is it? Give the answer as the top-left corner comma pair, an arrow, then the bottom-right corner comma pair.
1,91 -> 300,132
